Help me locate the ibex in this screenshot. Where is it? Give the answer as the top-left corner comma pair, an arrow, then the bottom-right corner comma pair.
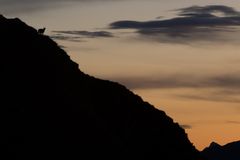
38,27 -> 46,34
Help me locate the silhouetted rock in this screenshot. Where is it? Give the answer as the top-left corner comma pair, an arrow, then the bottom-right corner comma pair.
0,15 -> 202,160
202,141 -> 240,160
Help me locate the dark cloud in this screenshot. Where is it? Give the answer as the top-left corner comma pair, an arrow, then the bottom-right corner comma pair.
110,5 -> 240,43
50,34 -> 84,42
53,30 -> 113,38
177,5 -> 240,17
180,124 -> 192,129
51,30 -> 113,42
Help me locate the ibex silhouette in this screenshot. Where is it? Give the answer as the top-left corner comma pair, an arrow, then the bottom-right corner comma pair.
38,27 -> 46,34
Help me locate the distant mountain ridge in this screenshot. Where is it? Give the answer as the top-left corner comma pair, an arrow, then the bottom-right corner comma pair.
202,141 -> 240,160
0,15 -> 202,159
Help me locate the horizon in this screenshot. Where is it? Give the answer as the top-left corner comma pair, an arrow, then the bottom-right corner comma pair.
1,0 -> 240,150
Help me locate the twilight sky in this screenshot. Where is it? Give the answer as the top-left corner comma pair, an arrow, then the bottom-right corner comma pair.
1,0 -> 240,150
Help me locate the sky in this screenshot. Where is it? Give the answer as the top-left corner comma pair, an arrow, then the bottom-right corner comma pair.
1,0 -> 240,150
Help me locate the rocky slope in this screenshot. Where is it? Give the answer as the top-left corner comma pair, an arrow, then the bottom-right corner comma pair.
202,141 -> 240,160
0,15 -> 202,160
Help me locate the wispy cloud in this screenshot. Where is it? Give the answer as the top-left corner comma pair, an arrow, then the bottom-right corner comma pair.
51,30 -> 113,42
112,74 -> 240,90
53,30 -> 113,38
177,5 -> 240,17
110,5 -> 240,44
50,34 -> 84,42
112,73 -> 240,103
180,124 -> 192,129
226,121 -> 240,125
176,94 -> 240,104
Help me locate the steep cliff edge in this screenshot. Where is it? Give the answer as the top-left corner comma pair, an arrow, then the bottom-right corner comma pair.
0,15 -> 201,160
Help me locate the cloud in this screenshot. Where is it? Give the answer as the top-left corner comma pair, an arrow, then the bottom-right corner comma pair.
53,30 -> 113,38
180,124 -> 192,129
50,34 -> 84,42
51,30 -> 113,42
111,73 -> 240,103
177,5 -> 240,17
112,74 -> 240,90
110,5 -> 240,44
226,121 -> 240,125
176,94 -> 240,104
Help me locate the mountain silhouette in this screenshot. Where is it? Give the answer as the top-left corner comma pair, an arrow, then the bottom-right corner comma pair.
0,15 -> 202,160
202,141 -> 240,160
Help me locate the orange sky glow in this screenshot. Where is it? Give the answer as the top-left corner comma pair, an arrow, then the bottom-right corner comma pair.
2,0 -> 240,150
